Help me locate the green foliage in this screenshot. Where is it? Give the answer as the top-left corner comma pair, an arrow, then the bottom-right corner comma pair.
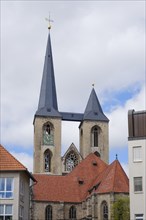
112,197 -> 130,220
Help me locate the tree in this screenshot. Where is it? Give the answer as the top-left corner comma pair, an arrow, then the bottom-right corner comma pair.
112,197 -> 130,220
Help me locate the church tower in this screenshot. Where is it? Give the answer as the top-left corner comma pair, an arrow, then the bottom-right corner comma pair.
33,30 -> 109,175
33,33 -> 62,174
79,88 -> 109,163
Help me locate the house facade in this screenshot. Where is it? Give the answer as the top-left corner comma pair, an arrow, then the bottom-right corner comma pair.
128,109 -> 146,220
0,145 -> 35,220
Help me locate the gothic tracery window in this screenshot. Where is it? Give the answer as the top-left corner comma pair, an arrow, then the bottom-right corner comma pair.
101,201 -> 108,220
43,122 -> 54,146
69,206 -> 76,220
44,149 -> 52,172
45,205 -> 52,220
91,126 -> 101,147
65,151 -> 79,172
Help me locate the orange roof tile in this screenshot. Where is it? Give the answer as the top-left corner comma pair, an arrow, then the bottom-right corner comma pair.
33,154 -> 129,203
33,153 -> 111,202
0,145 -> 36,181
0,144 -> 27,171
90,160 -> 129,195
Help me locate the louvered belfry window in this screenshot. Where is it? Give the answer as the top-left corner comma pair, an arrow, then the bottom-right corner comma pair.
91,126 -> 101,147
44,149 -> 52,172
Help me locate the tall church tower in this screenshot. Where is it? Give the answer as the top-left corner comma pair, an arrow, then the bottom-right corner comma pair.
33,31 -> 109,175
33,33 -> 62,174
80,88 -> 109,163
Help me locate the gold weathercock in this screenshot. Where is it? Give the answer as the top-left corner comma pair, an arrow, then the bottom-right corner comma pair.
45,14 -> 54,30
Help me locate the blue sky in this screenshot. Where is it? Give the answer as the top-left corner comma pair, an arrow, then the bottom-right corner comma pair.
1,1 -> 145,174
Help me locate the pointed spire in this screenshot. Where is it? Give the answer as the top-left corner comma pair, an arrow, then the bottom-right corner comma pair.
83,88 -> 109,121
35,33 -> 61,117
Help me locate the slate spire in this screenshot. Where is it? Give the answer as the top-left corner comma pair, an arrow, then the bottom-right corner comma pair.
35,33 -> 61,117
83,88 -> 109,121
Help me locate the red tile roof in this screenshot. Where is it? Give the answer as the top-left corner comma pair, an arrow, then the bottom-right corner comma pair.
0,145 -> 35,181
0,144 -> 27,171
89,160 -> 129,195
33,153 -> 129,203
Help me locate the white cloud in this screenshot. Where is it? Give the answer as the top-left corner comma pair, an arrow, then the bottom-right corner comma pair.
10,151 -> 33,172
1,1 -> 145,164
108,85 -> 145,149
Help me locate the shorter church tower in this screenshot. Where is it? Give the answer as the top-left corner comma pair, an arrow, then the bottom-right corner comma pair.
33,33 -> 62,175
79,88 -> 109,163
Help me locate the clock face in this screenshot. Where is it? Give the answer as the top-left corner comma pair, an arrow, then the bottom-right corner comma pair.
43,133 -> 54,145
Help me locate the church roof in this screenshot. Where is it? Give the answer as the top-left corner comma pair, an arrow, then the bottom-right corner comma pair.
33,153 -> 128,203
88,159 -> 129,195
83,88 -> 109,122
0,145 -> 35,181
35,33 -> 61,118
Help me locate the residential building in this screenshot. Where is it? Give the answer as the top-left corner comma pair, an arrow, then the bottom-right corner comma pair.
0,145 -> 36,220
128,109 -> 146,220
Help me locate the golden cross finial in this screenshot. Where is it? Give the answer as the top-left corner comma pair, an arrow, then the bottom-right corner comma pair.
45,14 -> 54,30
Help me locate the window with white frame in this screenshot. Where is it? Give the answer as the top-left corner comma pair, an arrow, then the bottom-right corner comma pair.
135,214 -> 143,220
0,204 -> 13,220
134,177 -> 143,192
0,178 -> 13,199
133,146 -> 142,162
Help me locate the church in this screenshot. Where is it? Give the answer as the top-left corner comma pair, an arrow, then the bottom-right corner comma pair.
31,28 -> 129,220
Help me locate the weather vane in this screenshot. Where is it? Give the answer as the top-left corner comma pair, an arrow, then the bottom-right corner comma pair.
45,13 -> 54,30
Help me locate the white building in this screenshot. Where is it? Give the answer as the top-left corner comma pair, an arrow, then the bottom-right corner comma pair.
0,145 -> 36,220
128,110 -> 146,220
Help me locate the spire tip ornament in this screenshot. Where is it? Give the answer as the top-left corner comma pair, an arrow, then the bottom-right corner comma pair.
45,13 -> 54,30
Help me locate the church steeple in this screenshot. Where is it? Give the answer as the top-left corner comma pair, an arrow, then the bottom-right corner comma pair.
35,33 -> 60,118
80,88 -> 109,163
83,88 -> 109,122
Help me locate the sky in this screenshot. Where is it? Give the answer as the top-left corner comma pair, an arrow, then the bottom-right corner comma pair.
1,0 -> 145,175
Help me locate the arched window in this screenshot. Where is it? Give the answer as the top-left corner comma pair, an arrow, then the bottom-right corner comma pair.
91,126 -> 101,147
44,149 -> 52,172
69,206 -> 76,220
45,205 -> 52,220
101,201 -> 108,220
43,122 -> 54,145
65,151 -> 79,172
